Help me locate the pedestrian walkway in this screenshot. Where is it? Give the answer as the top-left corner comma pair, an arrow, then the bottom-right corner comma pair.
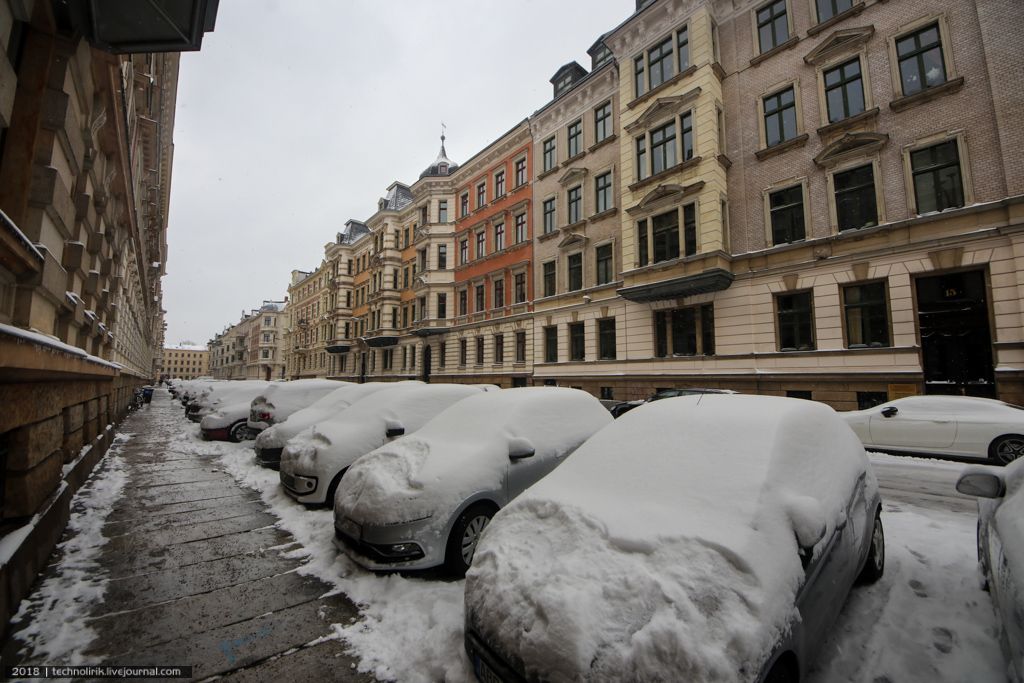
3,389 -> 375,681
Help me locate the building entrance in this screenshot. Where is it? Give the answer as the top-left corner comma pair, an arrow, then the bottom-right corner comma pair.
915,270 -> 995,397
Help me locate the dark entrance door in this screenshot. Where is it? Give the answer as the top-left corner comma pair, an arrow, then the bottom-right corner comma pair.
915,270 -> 995,397
359,352 -> 367,384
422,345 -> 431,383
264,366 -> 271,381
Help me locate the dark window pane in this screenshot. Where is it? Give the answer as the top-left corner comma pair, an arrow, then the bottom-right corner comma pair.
844,281 -> 889,347
834,164 -> 877,231
777,291 -> 815,351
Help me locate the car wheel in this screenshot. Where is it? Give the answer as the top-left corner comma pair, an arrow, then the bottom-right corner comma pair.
324,468 -> 348,508
988,434 -> 1024,465
762,654 -> 798,683
444,503 -> 495,577
228,421 -> 251,443
857,512 -> 885,584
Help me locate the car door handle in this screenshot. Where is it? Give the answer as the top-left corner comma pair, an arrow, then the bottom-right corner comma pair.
930,420 -> 951,424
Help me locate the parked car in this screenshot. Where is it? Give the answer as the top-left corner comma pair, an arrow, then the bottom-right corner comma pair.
201,399 -> 259,442
608,387 -> 737,418
279,383 -> 480,505
956,460 -> 1024,682
253,381 -> 422,469
842,395 -> 1024,464
185,380 -> 268,422
247,379 -> 346,434
463,394 -> 883,683
333,387 -> 614,576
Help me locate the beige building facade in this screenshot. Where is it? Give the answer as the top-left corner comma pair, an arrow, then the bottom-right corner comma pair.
163,346 -> 210,380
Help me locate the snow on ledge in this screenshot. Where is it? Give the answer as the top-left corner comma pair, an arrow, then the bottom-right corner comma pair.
0,323 -> 120,371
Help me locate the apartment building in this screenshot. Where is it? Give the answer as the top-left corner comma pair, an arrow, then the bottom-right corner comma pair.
163,345 -> 210,380
287,265 -> 331,379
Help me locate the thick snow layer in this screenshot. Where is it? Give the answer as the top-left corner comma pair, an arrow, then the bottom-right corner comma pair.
465,394 -> 871,681
994,457 -> 1024,625
200,399 -> 251,430
251,379 -> 345,420
7,432 -> 132,664
254,381 -> 421,451
337,388 -> 613,533
0,322 -> 120,370
192,380 -> 270,416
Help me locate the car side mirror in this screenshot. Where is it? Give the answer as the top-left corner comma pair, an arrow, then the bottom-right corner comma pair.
385,419 -> 405,438
956,469 -> 1005,499
880,406 -> 898,418
508,436 -> 536,461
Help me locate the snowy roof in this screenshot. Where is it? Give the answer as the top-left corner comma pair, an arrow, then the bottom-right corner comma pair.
419,135 -> 459,179
339,220 -> 371,245
379,183 -> 414,212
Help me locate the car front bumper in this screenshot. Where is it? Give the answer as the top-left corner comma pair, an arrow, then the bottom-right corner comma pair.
254,447 -> 283,469
332,516 -> 441,571
279,467 -> 322,504
201,426 -> 231,441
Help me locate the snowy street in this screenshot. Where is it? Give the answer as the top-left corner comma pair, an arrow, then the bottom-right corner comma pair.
2,389 -> 1010,682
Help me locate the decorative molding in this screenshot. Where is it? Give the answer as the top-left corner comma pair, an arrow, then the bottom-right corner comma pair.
755,134 -> 810,161
803,25 -> 874,65
558,166 -> 589,187
626,181 -> 706,215
813,131 -> 889,167
816,107 -> 879,138
889,77 -> 964,112
749,35 -> 800,67
625,88 -> 702,134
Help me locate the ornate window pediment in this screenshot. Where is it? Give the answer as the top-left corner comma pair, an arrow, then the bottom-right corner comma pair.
624,88 -> 702,134
814,131 -> 888,167
626,181 -> 706,215
803,26 -> 874,65
557,167 -> 589,187
557,231 -> 587,249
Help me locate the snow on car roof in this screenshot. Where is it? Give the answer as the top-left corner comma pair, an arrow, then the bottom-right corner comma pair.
885,394 -> 1024,414
252,379 -> 347,410
465,394 -> 871,681
338,388 -> 613,525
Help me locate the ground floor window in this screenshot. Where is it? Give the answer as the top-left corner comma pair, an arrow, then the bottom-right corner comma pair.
544,326 -> 558,363
776,291 -> 815,351
569,322 -> 585,361
843,281 -> 889,348
598,318 -> 616,360
654,304 -> 714,357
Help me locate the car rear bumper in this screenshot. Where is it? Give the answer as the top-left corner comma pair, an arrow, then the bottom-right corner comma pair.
201,426 -> 231,441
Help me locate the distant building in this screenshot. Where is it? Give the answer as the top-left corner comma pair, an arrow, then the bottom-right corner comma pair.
163,345 -> 210,380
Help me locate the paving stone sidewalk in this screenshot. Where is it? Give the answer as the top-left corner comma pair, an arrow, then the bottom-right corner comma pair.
4,389 -> 375,681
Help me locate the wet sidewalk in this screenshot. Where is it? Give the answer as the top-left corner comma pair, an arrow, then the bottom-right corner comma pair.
3,389 -> 373,681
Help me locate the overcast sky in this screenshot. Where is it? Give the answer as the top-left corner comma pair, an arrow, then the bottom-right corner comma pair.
163,0 -> 631,346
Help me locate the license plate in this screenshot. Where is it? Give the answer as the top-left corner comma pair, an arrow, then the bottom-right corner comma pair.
338,517 -> 361,541
474,655 -> 502,683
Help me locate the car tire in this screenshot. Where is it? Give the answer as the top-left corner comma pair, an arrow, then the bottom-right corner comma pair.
444,503 -> 495,577
228,421 -> 251,443
324,468 -> 348,508
857,512 -> 885,585
988,434 -> 1024,465
762,654 -> 798,683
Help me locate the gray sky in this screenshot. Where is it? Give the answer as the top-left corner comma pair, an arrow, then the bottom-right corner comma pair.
163,0 -> 631,347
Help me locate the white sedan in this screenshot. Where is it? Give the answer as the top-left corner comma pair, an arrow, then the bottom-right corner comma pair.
841,395 -> 1024,464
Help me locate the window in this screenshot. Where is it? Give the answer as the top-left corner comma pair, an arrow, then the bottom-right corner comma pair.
492,334 -> 504,364
437,293 -> 447,319
595,244 -> 613,285
569,323 -> 585,361
844,281 -> 889,348
439,342 -> 446,368
769,185 -> 805,244
515,331 -> 526,362
494,223 -> 505,251
514,158 -> 527,187
515,213 -> 527,243
896,24 -> 946,96
677,26 -> 689,71
494,279 -> 504,308
857,391 -> 888,410
476,230 -> 486,259
776,291 -> 815,351
514,272 -> 526,303
475,337 -> 484,365
595,101 -> 611,143
543,198 -> 556,233
834,164 -> 877,231
459,339 -> 468,365
816,0 -> 853,23
460,193 -> 469,217
654,304 -> 715,356
824,58 -> 864,123
495,171 -> 505,197
459,238 -> 469,264
647,36 -> 674,89
652,210 -> 679,263
650,121 -> 677,175
543,261 -> 556,297
636,137 -> 648,180
458,289 -> 468,316
911,140 -> 964,213
543,137 -> 557,172
476,182 -> 486,209
437,244 -> 447,270
757,0 -> 789,54
595,172 -> 612,214
634,55 -> 645,98
567,253 -> 583,291
264,317 -> 272,326
598,318 -> 616,359
567,186 -> 582,224
438,200 -> 448,223
680,112 -> 694,161
544,326 -> 558,362
637,218 -> 649,267
786,390 -> 812,400
382,349 -> 393,371
763,87 -> 797,147
567,120 -> 582,158
475,284 -> 485,312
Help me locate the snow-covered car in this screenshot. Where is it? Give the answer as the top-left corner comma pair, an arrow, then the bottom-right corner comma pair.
333,387 -> 613,575
253,381 -> 422,469
842,395 -> 1024,464
185,380 -> 268,422
463,394 -> 884,683
247,379 -> 346,433
956,459 -> 1024,682
608,386 -> 737,418
280,383 -> 480,505
200,399 -> 259,442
